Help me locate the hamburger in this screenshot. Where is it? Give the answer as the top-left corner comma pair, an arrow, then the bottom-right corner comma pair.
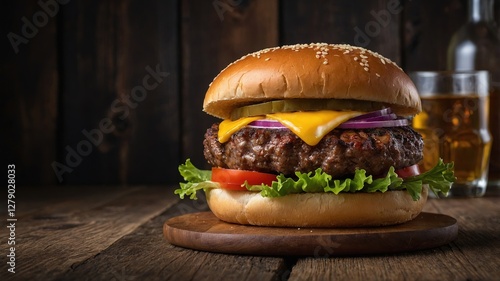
176,43 -> 454,227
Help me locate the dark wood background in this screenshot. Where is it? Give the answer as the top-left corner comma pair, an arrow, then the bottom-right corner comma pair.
3,0 -> 500,186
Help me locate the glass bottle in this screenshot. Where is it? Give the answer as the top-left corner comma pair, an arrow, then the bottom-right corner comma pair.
447,0 -> 500,189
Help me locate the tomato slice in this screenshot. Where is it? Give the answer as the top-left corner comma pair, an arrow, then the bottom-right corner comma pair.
211,167 -> 277,191
395,164 -> 420,179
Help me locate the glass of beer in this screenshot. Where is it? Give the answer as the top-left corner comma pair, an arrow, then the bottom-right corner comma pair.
410,71 -> 492,197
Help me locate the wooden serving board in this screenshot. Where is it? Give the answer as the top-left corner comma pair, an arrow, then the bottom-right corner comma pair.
163,212 -> 458,256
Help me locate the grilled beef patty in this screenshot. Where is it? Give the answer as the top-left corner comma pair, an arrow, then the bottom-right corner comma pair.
203,123 -> 423,178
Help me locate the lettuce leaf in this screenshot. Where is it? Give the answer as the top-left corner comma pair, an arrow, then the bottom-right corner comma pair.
175,159 -> 218,200
401,158 -> 455,199
175,159 -> 455,201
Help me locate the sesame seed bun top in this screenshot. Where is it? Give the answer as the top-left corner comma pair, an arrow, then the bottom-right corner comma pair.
203,43 -> 421,120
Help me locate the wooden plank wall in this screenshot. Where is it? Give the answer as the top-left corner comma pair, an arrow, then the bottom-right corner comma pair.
2,1 -> 59,185
2,0 -> 500,186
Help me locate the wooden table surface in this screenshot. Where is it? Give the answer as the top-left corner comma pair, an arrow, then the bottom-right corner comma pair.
1,185 -> 499,281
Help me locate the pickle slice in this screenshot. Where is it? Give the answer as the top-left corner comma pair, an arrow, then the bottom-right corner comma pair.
230,99 -> 386,120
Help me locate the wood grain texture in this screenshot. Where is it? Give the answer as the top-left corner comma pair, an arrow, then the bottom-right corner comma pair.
164,212 -> 458,256
281,0 -> 402,64
1,0 -> 59,185
58,0 -> 179,185
57,194 -> 289,281
404,0 -> 500,70
288,196 -> 500,281
59,0 -> 119,184
4,1 -> 500,186
0,186 -> 498,280
0,186 -> 176,280
403,0 -> 466,71
181,0 -> 279,170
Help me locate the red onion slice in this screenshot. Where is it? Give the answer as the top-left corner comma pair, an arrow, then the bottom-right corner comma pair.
248,119 -> 287,129
338,118 -> 408,129
340,108 -> 408,128
247,108 -> 408,130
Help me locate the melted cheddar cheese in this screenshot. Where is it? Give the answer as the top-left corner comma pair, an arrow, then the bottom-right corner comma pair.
218,110 -> 363,146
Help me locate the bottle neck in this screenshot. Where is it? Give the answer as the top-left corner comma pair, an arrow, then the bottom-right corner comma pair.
468,0 -> 494,22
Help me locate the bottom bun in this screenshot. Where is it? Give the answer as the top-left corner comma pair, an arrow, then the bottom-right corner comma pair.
206,186 -> 428,227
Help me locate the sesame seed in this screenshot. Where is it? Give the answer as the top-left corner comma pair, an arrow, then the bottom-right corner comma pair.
376,73 -> 380,77
210,43 -> 403,86
323,60 -> 328,65
265,58 -> 270,61
364,67 -> 369,71
359,62 -> 364,66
